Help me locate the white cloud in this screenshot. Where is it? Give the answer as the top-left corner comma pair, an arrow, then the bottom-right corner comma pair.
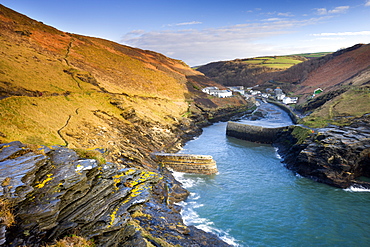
316,8 -> 328,15
166,21 -> 202,27
121,17 -> 330,66
365,0 -> 370,6
312,31 -> 370,36
262,18 -> 284,22
315,6 -> 349,15
278,12 -> 294,17
329,6 -> 350,14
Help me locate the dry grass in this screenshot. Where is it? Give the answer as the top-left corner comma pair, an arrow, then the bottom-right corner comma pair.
0,198 -> 15,227
301,87 -> 370,127
46,235 -> 95,247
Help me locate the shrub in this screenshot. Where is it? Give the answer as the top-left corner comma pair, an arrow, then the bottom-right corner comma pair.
73,148 -> 106,165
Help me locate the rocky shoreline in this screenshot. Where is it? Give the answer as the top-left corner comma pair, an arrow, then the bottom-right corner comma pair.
0,103 -> 251,247
274,115 -> 370,189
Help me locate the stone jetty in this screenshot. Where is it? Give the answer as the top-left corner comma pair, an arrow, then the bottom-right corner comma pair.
226,121 -> 290,144
154,153 -> 218,175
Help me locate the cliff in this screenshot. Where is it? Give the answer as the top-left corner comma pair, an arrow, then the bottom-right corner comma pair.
0,4 -> 254,246
274,116 -> 370,189
0,141 -> 230,246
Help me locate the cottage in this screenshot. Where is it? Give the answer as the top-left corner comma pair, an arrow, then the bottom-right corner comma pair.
202,87 -> 219,94
250,90 -> 261,96
274,87 -> 285,101
283,97 -> 298,104
202,87 -> 232,98
217,90 -> 233,98
227,86 -> 245,95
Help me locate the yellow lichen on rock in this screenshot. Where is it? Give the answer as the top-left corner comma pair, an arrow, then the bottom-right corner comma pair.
35,174 -> 53,188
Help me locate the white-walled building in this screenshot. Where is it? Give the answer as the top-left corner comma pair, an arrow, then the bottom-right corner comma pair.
227,86 -> 245,95
202,87 -> 232,98
202,87 -> 219,94
283,97 -> 298,104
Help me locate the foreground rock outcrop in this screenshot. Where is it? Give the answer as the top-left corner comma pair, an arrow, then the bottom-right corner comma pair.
275,115 -> 370,189
0,141 -> 231,246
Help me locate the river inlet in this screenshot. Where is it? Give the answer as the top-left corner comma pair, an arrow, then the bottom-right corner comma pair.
176,102 -> 370,247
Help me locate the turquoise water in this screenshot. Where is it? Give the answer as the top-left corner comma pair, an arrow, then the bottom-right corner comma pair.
175,104 -> 370,247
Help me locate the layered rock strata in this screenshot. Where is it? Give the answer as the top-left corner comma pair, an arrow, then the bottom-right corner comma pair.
275,116 -> 370,189
0,141 -> 231,246
154,153 -> 218,175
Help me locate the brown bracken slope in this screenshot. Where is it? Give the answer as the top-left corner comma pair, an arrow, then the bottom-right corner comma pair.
269,44 -> 370,96
263,44 -> 370,127
0,4 -> 250,162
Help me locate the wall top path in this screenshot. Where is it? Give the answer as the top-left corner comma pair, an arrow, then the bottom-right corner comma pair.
226,121 -> 291,144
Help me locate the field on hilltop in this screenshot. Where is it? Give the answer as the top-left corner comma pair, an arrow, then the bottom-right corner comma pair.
196,52 -> 331,87
241,55 -> 306,69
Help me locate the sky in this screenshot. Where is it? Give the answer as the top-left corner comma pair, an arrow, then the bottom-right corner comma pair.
1,0 -> 370,66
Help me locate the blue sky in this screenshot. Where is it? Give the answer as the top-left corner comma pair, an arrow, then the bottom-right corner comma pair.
2,0 -> 370,66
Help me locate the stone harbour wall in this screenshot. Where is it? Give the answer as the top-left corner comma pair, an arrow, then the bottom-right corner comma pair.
154,153 -> 218,175
226,121 -> 290,144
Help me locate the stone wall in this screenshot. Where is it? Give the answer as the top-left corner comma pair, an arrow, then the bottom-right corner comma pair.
226,121 -> 290,144
154,153 -> 218,175
266,99 -> 299,124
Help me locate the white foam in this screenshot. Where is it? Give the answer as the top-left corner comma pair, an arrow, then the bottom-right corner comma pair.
179,201 -> 240,246
173,170 -> 241,246
176,189 -> 240,246
344,185 -> 370,192
172,171 -> 205,189
274,147 -> 282,159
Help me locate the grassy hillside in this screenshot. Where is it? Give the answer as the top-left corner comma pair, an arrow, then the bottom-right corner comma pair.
291,52 -> 332,58
0,4 -> 250,158
241,56 -> 306,69
197,43 -> 370,128
270,45 -> 370,128
197,55 -> 308,87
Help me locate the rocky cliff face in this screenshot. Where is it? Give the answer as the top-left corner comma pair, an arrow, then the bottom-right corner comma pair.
0,4 -> 254,246
0,141 -> 231,246
275,115 -> 370,189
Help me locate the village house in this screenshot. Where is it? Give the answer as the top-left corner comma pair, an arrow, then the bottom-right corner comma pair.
283,97 -> 298,104
249,90 -> 261,96
202,86 -> 219,94
202,87 -> 232,98
274,87 -> 285,100
227,86 -> 245,95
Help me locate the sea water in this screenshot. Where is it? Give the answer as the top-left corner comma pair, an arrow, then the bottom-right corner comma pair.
175,103 -> 370,247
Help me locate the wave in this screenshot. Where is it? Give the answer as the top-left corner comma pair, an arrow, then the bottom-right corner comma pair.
274,147 -> 282,159
173,171 -> 241,246
172,171 -> 206,189
177,199 -> 240,247
344,185 -> 370,192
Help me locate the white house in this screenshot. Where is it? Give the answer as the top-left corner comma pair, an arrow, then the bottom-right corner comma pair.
250,90 -> 261,96
283,97 -> 298,104
202,87 -> 232,98
202,87 -> 219,94
216,90 -> 233,98
274,87 -> 286,101
227,86 -> 245,95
